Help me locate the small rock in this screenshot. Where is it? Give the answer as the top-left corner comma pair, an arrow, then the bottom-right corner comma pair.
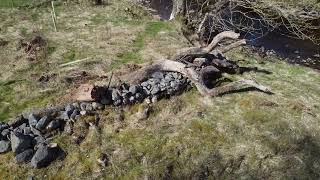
15,149 -> 34,163
151,86 -> 160,95
46,120 -> 61,131
97,153 -> 109,167
0,140 -> 11,153
31,144 -> 64,168
129,85 -> 139,94
151,96 -> 159,103
65,104 -> 75,116
23,127 -> 32,135
80,102 -> 88,111
30,126 -> 42,136
36,116 -> 51,130
34,136 -> 46,146
85,103 -> 94,111
80,111 -> 87,116
10,132 -> 34,154
72,102 -> 80,109
112,89 -> 122,101
92,102 -> 104,110
1,129 -> 10,137
28,114 -> 38,127
70,109 -> 80,119
136,105 -> 150,120
152,72 -> 164,79
113,99 -> 122,106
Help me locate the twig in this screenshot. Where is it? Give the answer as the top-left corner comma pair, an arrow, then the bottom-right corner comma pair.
51,1 -> 57,32
59,57 -> 91,67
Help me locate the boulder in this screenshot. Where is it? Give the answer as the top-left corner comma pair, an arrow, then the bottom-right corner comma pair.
36,116 -> 51,130
0,140 -> 11,153
31,144 -> 64,168
15,149 -> 34,163
10,132 -> 34,154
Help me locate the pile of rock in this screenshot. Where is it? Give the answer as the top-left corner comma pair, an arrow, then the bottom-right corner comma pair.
99,72 -> 191,106
0,71 -> 191,168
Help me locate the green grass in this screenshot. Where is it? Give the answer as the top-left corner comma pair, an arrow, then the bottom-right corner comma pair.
0,0 -> 33,7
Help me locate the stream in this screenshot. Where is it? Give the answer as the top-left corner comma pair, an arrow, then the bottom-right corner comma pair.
144,0 -> 320,70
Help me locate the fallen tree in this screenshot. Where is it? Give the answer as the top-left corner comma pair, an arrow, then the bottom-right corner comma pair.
83,30 -> 271,101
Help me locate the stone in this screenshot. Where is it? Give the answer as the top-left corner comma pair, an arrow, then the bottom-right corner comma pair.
65,104 -> 75,116
112,89 -> 122,101
141,81 -> 148,87
11,132 -> 34,154
151,86 -> 160,95
129,85 -> 139,94
31,144 -> 64,168
1,129 -> 10,137
114,100 -> 122,106
92,102 -> 104,110
34,136 -> 46,145
46,120 -> 61,131
80,102 -> 88,111
7,115 -> 27,129
135,93 -> 144,102
70,109 -> 80,119
15,149 -> 34,163
85,103 -> 94,111
23,127 -> 32,135
36,116 -> 51,130
80,110 -> 87,116
0,140 -> 11,153
151,95 -> 159,103
28,114 -> 38,127
30,126 -> 42,136
194,58 -> 207,67
72,102 -> 80,110
152,72 -> 164,79
59,111 -> 70,121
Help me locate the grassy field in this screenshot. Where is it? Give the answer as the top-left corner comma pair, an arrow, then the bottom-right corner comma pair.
0,0 -> 33,7
0,0 -> 320,179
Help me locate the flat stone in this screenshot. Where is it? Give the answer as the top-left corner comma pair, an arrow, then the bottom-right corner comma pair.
31,144 -> 64,168
0,140 -> 11,153
15,149 -> 34,164
36,116 -> 51,130
10,132 -> 34,154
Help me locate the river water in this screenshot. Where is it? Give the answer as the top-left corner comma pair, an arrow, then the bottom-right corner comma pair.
145,0 -> 320,70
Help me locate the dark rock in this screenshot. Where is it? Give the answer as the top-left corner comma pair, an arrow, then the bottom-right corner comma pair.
0,140 -> 11,153
36,116 -> 51,130
100,96 -> 112,105
70,109 -> 80,119
28,114 -> 39,127
97,153 -> 109,167
7,115 -> 27,129
46,120 -> 61,131
135,93 -> 144,102
65,104 -> 75,116
11,132 -> 34,154
120,83 -> 129,91
31,144 -> 64,168
15,149 -> 34,163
